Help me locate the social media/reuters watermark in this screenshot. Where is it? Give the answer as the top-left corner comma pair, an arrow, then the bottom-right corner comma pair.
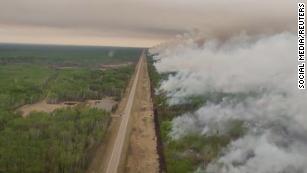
298,3 -> 305,89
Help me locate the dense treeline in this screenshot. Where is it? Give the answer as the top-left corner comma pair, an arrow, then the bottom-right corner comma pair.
147,56 -> 246,173
0,64 -> 134,109
0,65 -> 55,110
0,65 -> 133,172
0,45 -> 140,172
47,66 -> 134,103
0,64 -> 128,172
0,44 -> 141,67
0,106 -> 110,173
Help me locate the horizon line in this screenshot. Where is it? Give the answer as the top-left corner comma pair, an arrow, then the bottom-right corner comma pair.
0,42 -> 150,49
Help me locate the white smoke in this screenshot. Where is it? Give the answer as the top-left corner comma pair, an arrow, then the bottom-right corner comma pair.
207,132 -> 307,173
150,32 -> 307,173
152,33 -> 297,104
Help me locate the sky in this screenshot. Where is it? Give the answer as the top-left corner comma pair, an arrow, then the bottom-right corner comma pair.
0,0 -> 298,47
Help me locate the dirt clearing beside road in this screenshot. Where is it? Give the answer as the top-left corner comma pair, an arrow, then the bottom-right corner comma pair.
124,57 -> 159,173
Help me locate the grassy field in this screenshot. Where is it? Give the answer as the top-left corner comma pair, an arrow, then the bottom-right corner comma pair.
0,44 -> 141,172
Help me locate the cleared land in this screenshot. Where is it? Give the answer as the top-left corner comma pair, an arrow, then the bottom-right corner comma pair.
125,55 -> 159,173
18,97 -> 117,116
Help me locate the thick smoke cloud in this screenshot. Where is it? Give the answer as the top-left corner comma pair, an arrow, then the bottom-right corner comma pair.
150,32 -> 307,172
0,0 -> 297,46
152,33 -> 297,104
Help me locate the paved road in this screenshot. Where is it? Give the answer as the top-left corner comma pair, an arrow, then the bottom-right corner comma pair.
105,51 -> 144,173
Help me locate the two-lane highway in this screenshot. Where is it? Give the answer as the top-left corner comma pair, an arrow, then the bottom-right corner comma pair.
105,51 -> 144,173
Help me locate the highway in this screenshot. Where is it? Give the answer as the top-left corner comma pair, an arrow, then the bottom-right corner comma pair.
105,51 -> 144,173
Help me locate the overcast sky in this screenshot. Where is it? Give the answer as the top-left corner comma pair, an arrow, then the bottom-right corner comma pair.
0,0 -> 298,47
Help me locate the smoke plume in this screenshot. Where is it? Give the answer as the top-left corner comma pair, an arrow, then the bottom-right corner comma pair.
150,31 -> 307,173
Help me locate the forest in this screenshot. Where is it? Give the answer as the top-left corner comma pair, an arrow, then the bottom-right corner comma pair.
0,44 -> 141,172
0,44 -> 141,67
148,56 -> 246,173
46,66 -> 134,103
0,106 -> 110,173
